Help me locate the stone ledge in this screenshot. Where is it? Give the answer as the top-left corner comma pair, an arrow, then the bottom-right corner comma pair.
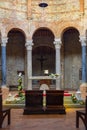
80,83 -> 87,101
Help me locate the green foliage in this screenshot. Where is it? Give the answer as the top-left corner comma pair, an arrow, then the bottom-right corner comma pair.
18,91 -> 23,97
49,73 -> 60,78
17,73 -> 23,94
18,85 -> 22,91
71,94 -> 85,105
71,94 -> 77,103
78,100 -> 85,105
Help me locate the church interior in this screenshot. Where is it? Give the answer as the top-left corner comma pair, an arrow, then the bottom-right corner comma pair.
0,0 -> 86,91
0,0 -> 87,129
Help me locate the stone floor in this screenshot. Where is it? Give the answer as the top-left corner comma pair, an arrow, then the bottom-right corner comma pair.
1,108 -> 85,130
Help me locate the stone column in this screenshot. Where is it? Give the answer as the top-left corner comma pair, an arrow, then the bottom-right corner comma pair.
25,40 -> 33,90
1,37 -> 9,100
54,38 -> 62,90
80,36 -> 86,82
1,37 -> 8,87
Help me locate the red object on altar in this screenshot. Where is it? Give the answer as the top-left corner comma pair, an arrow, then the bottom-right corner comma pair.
64,93 -> 72,96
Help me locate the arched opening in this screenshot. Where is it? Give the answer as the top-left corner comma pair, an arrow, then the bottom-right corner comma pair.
7,28 -> 26,90
62,27 -> 81,90
32,28 -> 55,89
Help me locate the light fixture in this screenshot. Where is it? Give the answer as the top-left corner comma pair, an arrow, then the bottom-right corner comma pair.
39,0 -> 48,8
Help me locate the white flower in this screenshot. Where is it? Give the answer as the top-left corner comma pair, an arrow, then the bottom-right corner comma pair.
49,73 -> 60,78
18,72 -> 22,77
8,93 -> 12,97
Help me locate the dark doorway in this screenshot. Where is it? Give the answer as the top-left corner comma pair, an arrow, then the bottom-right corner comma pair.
7,28 -> 25,89
62,27 -> 81,90
32,28 -> 55,76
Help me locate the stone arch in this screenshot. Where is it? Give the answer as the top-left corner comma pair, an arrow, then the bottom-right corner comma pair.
61,27 -> 81,90
31,25 -> 56,40
5,22 -> 28,40
7,28 -> 26,88
56,22 -> 82,38
32,27 -> 55,48
61,26 -> 80,42
32,27 -> 56,89
7,28 -> 26,40
32,27 -> 55,40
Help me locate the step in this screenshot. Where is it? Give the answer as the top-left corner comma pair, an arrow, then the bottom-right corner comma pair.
64,103 -> 85,108
64,95 -> 85,108
3,92 -> 85,108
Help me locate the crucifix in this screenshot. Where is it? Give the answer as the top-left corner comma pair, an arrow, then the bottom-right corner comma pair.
37,55 -> 47,74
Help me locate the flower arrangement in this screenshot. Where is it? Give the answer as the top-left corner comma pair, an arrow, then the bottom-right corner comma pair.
71,93 -> 84,105
5,73 -> 25,104
49,73 -> 60,78
18,72 -> 23,91
71,94 -> 77,103
17,72 -> 25,97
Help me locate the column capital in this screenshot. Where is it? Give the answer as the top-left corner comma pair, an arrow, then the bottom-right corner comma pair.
1,37 -> 8,47
54,38 -> 62,49
25,39 -> 33,50
79,36 -> 87,46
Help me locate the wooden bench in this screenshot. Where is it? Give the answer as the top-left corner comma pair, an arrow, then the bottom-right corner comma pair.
23,90 -> 43,114
23,90 -> 66,114
76,96 -> 87,130
46,90 -> 66,114
0,90 -> 11,128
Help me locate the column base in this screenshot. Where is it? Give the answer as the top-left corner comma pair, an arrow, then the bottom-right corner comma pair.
27,79 -> 32,90
1,86 -> 9,100
80,83 -> 87,101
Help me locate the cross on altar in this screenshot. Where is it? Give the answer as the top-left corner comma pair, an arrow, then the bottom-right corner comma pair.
37,55 -> 47,73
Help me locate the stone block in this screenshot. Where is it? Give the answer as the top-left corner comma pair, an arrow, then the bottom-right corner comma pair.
80,83 -> 87,101
1,87 -> 9,100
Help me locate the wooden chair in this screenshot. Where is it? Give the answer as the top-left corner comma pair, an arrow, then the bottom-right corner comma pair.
0,90 -> 11,128
76,96 -> 87,130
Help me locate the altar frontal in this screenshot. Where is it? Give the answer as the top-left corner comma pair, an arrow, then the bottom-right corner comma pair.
23,90 -> 66,115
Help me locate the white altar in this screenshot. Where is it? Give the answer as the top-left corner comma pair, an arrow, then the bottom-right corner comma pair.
28,76 -> 59,90
29,76 -> 58,80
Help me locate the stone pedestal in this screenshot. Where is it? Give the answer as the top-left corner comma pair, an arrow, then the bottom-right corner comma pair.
1,87 -> 9,100
80,83 -> 87,101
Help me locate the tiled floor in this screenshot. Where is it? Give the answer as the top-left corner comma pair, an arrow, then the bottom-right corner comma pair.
1,108 -> 85,130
